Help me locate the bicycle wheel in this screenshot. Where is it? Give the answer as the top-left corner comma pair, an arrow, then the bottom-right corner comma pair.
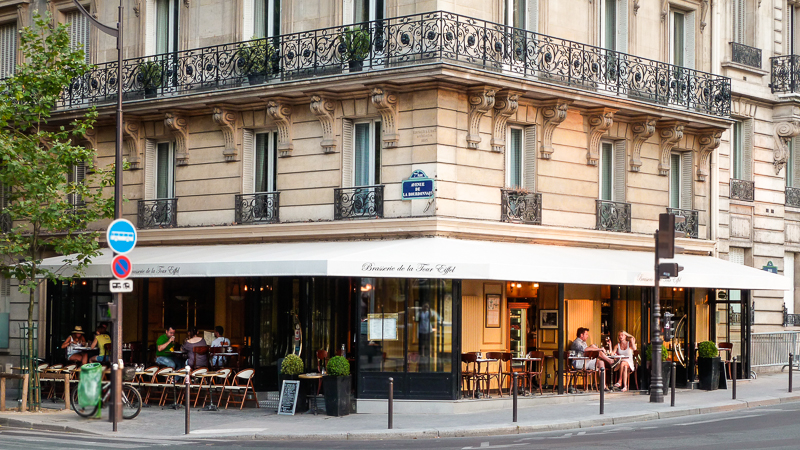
71,388 -> 99,418
121,385 -> 142,420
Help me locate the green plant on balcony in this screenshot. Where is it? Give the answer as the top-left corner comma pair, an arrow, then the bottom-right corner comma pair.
340,27 -> 370,71
239,37 -> 275,84
139,60 -> 162,95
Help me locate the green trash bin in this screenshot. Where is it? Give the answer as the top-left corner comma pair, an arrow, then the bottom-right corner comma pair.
77,362 -> 103,409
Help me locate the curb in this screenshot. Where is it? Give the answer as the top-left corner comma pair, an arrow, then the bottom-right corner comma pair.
0,417 -> 100,435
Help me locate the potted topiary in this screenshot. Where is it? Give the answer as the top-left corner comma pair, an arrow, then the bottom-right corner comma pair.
322,355 -> 351,416
643,342 -> 671,393
697,340 -> 721,390
239,37 -> 275,85
139,60 -> 162,97
340,27 -> 370,71
281,353 -> 304,380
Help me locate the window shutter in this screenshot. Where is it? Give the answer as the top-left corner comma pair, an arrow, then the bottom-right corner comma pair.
342,119 -> 354,187
242,129 -> 255,194
343,0 -> 354,25
243,0 -> 255,39
793,138 -> 800,187
0,277 -> 9,298
742,119 -> 753,181
684,11 -> 695,69
144,139 -> 156,199
616,0 -> 628,53
524,125 -> 537,191
145,0 -> 157,55
613,140 -> 626,202
729,247 -> 745,265
680,151 -> 693,210
67,10 -> 91,63
527,0 -> 539,33
0,22 -> 16,78
732,0 -> 744,44
75,161 -> 86,205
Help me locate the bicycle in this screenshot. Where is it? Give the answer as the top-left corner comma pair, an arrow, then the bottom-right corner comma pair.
72,380 -> 142,420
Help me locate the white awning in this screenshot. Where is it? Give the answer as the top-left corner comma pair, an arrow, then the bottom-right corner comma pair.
38,237 -> 789,290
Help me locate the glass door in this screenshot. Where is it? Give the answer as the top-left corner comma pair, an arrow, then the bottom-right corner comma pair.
509,304 -> 527,369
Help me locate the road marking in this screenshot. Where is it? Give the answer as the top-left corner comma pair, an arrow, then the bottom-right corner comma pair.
191,427 -> 265,434
462,442 -> 527,449
676,414 -> 762,426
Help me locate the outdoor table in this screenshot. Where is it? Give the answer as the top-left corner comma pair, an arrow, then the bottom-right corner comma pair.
162,370 -> 188,410
298,373 -> 323,415
194,371 -> 221,411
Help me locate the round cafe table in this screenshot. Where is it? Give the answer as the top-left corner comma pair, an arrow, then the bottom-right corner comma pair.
298,373 -> 323,415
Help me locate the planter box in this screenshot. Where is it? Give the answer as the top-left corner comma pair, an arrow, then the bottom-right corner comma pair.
322,375 -> 351,416
698,357 -> 721,390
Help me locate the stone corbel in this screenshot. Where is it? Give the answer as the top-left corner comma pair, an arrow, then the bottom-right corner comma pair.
16,4 -> 30,29
658,121 -> 686,176
123,120 -> 142,169
491,91 -> 521,152
466,87 -> 497,149
370,88 -> 399,148
700,0 -> 709,32
212,107 -> 240,162
310,95 -> 337,153
183,0 -> 190,7
133,1 -> 140,17
267,100 -> 293,157
583,108 -> 617,166
697,129 -> 723,182
633,0 -> 640,15
539,99 -> 570,159
774,121 -> 800,175
79,127 -> 98,172
164,112 -> 189,166
661,0 -> 668,21
630,116 -> 658,172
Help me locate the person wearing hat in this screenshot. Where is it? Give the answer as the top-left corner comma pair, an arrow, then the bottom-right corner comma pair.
61,326 -> 89,365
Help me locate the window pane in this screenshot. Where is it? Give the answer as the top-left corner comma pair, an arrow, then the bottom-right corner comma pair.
156,142 -> 172,198
604,0 -> 616,50
408,280 -> 453,373
732,122 -> 742,180
354,123 -> 371,186
509,128 -> 523,188
254,0 -> 265,38
601,143 -> 613,200
255,133 -> 267,192
358,278 -> 406,373
670,154 -> 680,208
271,0 -> 281,37
673,12 -> 684,66
374,121 -> 382,185
789,138 -> 795,188
156,0 -> 170,54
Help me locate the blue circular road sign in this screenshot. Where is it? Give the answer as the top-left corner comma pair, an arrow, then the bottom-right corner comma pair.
111,255 -> 133,280
106,219 -> 137,255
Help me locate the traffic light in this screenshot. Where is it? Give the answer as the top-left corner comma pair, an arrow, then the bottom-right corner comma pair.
658,262 -> 684,278
656,213 -> 686,260
663,311 -> 675,340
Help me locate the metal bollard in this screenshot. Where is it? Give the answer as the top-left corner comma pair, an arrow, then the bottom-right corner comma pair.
732,357 -> 737,400
599,367 -> 604,415
791,353 -> 794,393
388,377 -> 393,430
111,364 -> 119,429
670,362 -> 676,407
185,366 -> 191,435
512,372 -> 518,423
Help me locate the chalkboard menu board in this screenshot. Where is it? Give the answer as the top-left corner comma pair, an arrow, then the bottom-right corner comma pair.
278,380 -> 300,415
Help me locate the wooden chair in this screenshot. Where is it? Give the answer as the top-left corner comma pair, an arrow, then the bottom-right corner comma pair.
582,349 -> 601,391
631,350 -> 640,390
484,352 -> 504,397
525,351 -> 545,395
316,349 -> 329,373
191,345 -> 210,369
127,342 -> 143,364
460,353 -> 478,398
499,352 -> 516,395
552,351 -> 580,393
719,342 -> 734,379
229,344 -> 242,370
225,369 -> 259,409
209,347 -> 224,370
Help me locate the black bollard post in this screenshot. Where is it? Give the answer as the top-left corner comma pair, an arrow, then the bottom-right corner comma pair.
599,367 -> 605,415
732,357 -> 737,400
670,361 -> 676,407
512,372 -> 518,423
388,377 -> 394,430
185,366 -> 191,435
790,354 -> 794,393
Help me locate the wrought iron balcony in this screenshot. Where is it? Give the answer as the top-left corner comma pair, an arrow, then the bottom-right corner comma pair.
500,189 -> 542,225
667,207 -> 699,239
235,192 -> 280,224
730,178 -> 754,202
595,200 -> 631,233
784,305 -> 800,327
54,11 -> 730,117
730,42 -> 762,69
787,186 -> 800,208
137,198 -> 177,229
334,185 -> 383,220
771,55 -> 800,93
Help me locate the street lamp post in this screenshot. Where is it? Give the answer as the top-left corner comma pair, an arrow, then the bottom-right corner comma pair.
71,0 -> 124,429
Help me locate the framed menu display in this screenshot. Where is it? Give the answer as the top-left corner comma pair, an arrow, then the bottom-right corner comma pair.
368,313 -> 398,340
485,294 -> 501,328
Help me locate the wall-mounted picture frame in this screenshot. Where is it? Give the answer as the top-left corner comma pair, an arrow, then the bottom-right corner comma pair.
485,294 -> 501,328
540,309 -> 558,329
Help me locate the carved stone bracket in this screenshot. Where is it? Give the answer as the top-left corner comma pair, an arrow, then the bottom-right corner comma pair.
539,99 -> 570,159
774,121 -> 800,175
583,108 -> 616,166
467,87 -> 497,149
700,0 -> 709,32
310,95 -> 337,153
661,0 -> 668,21
491,91 -> 521,152
658,121 -> 686,176
212,107 -> 240,162
633,0 -> 640,15
267,100 -> 293,157
133,1 -> 140,17
630,116 -> 658,172
697,129 -> 723,182
370,88 -> 399,148
123,120 -> 142,169
164,112 -> 189,166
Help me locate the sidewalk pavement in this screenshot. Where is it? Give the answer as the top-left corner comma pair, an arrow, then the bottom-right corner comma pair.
0,373 -> 799,441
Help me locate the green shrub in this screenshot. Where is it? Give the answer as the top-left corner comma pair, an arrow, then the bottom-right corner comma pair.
281,354 -> 304,375
340,27 -> 370,61
239,37 -> 275,75
139,60 -> 162,89
644,343 -> 669,362
698,341 -> 719,359
326,356 -> 350,377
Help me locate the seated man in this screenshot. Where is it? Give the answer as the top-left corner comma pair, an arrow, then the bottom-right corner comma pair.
89,324 -> 111,364
155,326 -> 178,368
210,325 -> 230,368
570,327 -> 617,390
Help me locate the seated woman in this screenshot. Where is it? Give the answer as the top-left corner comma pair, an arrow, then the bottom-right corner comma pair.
61,326 -> 88,366
182,327 -> 208,369
612,331 -> 636,392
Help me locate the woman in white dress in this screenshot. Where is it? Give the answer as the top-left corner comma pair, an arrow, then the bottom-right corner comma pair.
613,331 -> 636,392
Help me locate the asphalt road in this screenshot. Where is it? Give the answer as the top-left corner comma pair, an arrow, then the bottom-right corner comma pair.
2,402 -> 800,450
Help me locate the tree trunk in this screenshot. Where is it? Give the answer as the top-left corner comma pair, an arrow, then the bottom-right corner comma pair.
26,225 -> 39,411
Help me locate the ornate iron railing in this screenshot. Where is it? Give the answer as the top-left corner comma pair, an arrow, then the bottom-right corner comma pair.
234,192 -> 280,224
500,189 -> 542,225
667,207 -> 699,239
595,200 -> 631,232
137,198 -> 177,229
787,186 -> 800,208
334,185 -> 383,220
770,55 -> 800,93
54,11 -> 730,116
730,42 -> 762,69
785,305 -> 800,327
730,178 -> 754,202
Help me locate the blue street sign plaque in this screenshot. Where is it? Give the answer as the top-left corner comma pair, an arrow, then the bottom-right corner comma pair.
763,261 -> 778,274
402,170 -> 434,200
106,219 -> 137,255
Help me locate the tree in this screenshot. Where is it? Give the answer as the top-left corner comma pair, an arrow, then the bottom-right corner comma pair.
0,14 -> 115,410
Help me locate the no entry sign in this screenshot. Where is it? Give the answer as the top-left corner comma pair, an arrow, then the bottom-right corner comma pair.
111,255 -> 132,280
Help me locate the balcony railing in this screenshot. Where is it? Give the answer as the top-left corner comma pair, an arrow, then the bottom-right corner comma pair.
500,189 -> 542,225
730,42 -> 762,69
667,207 -> 699,239
595,200 -> 631,233
771,55 -> 800,93
137,198 -> 177,229
787,186 -> 800,208
334,186 -> 384,220
785,305 -> 800,327
730,178 -> 754,202
235,192 -> 280,224
53,11 -> 730,117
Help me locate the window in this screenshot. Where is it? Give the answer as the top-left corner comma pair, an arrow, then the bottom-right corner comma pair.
507,128 -> 523,188
506,126 -> 537,189
732,120 -> 752,181
669,152 -> 693,209
786,253 -> 796,315
731,0 -> 752,46
354,0 -> 384,23
599,0 -> 627,52
0,22 -> 16,78
155,0 -> 179,54
600,141 -> 625,202
670,9 -> 695,68
155,142 -> 175,199
255,132 -> 277,192
354,121 -> 381,186
65,10 -> 90,63
67,162 -> 86,207
244,0 -> 281,39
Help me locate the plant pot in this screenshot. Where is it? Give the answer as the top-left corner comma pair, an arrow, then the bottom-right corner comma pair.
322,375 -> 351,417
698,357 -> 721,390
144,87 -> 158,98
247,73 -> 265,85
348,60 -> 364,72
